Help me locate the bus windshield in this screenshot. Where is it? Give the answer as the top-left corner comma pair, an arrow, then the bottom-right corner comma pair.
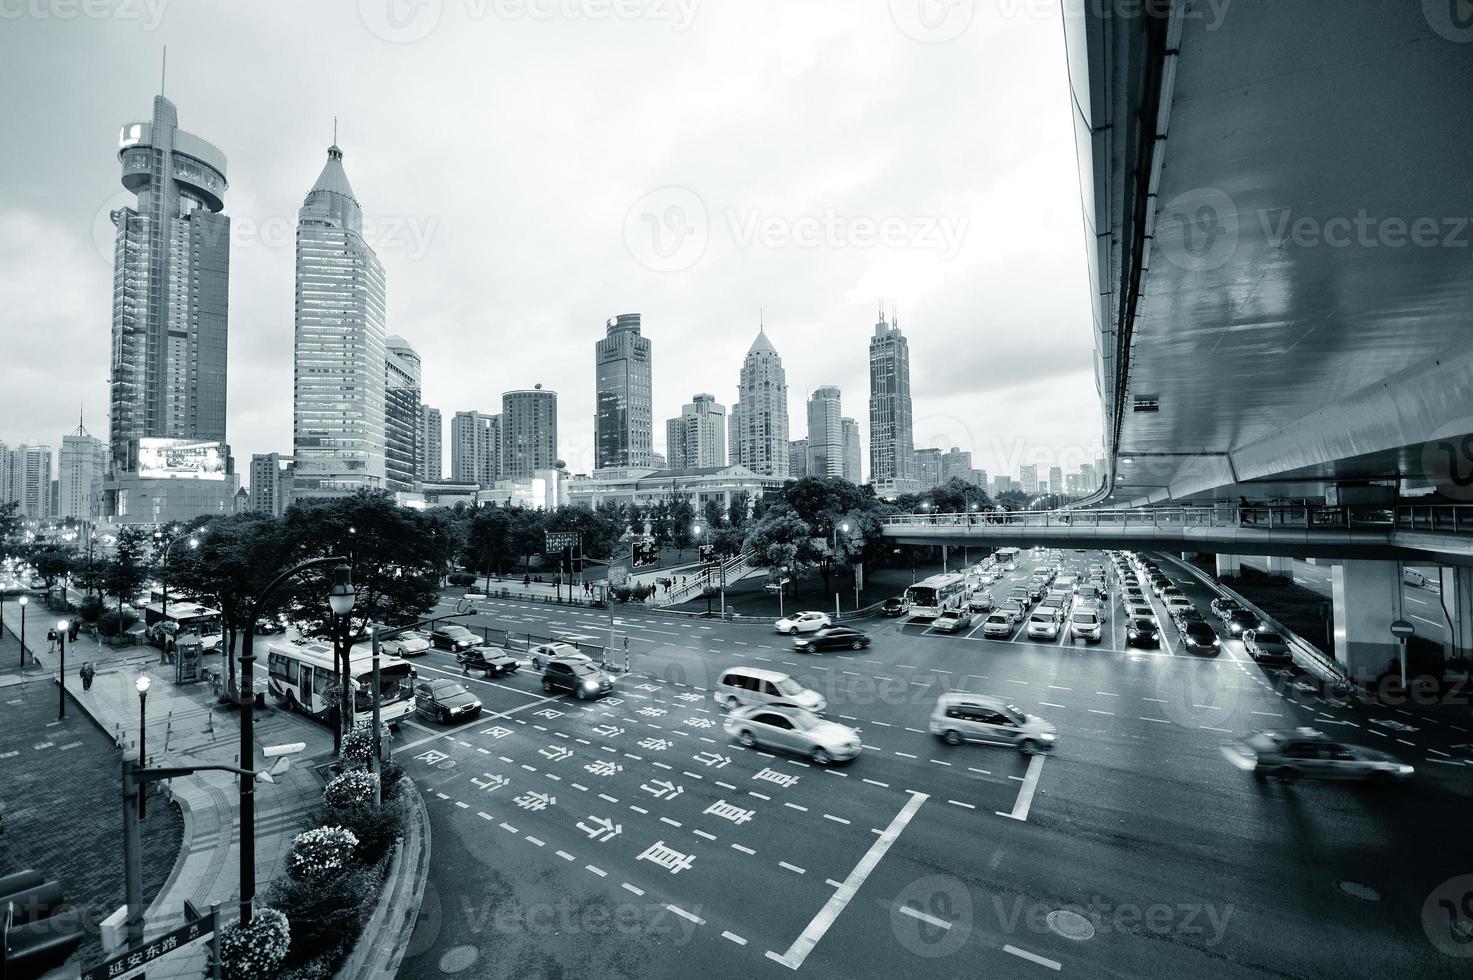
355,661 -> 414,711
906,586 -> 938,608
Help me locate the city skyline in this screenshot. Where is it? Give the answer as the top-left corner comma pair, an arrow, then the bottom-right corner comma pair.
0,6 -> 1100,489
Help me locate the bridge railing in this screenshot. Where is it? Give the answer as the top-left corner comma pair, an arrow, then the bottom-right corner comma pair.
881,504 -> 1473,534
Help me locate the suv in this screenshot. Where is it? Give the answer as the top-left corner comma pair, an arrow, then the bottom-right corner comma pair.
529,642 -> 589,671
929,694 -> 1056,753
1069,609 -> 1102,643
542,658 -> 615,699
413,678 -> 482,723
714,667 -> 826,713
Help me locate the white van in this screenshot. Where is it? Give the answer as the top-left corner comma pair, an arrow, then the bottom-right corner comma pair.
713,666 -> 826,713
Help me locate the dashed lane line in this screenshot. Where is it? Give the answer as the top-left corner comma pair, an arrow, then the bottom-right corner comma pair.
1003,945 -> 1062,971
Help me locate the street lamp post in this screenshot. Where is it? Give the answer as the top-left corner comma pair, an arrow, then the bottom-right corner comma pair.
18,594 -> 27,666
329,570 -> 357,752
136,674 -> 150,819
831,522 -> 850,615
56,619 -> 68,720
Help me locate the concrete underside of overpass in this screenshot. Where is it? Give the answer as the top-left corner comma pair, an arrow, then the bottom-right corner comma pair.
1066,0 -> 1473,507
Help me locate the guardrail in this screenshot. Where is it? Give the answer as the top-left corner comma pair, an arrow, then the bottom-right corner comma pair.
882,503 -> 1473,533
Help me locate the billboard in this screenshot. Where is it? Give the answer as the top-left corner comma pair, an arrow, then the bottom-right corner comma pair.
137,439 -> 226,481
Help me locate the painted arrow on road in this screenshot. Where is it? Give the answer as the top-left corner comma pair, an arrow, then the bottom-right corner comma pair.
641,779 -> 683,800
692,751 -> 732,769
577,815 -> 623,842
592,725 -> 625,738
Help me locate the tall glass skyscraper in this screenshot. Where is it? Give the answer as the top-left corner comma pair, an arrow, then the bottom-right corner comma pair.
806,386 -> 844,479
594,314 -> 653,469
729,326 -> 790,478
384,335 -> 422,494
502,386 -> 559,480
291,143 -> 387,499
868,309 -> 917,495
106,94 -> 238,521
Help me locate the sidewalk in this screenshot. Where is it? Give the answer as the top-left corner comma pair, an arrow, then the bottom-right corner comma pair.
0,602 -> 334,980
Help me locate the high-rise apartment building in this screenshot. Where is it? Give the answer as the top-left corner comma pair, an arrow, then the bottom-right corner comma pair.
665,394 -> 726,470
383,336 -> 422,494
291,142 -> 387,500
841,418 -> 862,484
1020,464 -> 1039,494
1080,463 -> 1096,490
106,94 -> 238,522
502,386 -> 558,480
419,406 -> 442,482
806,386 -> 844,479
974,468 -> 989,491
249,453 -> 295,517
1049,466 -> 1064,497
59,419 -> 106,520
914,448 -> 942,490
868,310 -> 916,495
940,447 -> 973,485
993,475 -> 1014,497
450,411 -> 500,487
2,444 -> 53,520
788,439 -> 810,479
594,314 -> 653,469
729,326 -> 790,478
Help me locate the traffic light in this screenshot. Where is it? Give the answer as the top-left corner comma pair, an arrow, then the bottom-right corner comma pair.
632,539 -> 659,568
1,870 -> 86,980
698,544 -> 716,564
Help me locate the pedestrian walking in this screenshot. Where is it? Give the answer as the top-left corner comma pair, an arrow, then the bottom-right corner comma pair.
47,628 -> 57,653
1238,496 -> 1251,526
68,620 -> 79,642
80,662 -> 95,690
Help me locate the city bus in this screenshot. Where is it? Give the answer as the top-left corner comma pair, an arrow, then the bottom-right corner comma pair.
266,639 -> 417,728
993,547 -> 1020,570
143,599 -> 224,655
905,573 -> 970,619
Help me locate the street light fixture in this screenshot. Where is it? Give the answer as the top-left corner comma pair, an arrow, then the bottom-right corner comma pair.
17,594 -> 27,666
56,618 -> 69,720
136,674 -> 151,819
328,564 -> 358,750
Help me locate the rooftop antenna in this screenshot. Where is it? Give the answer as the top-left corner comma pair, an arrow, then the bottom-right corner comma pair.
160,47 -> 166,95
333,115 -> 338,145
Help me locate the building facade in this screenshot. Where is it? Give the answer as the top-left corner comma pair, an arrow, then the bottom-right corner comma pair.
58,422 -> 106,520
106,94 -> 237,521
384,335 -> 422,494
1020,464 -> 1039,494
665,394 -> 726,470
419,405 -> 442,483
569,465 -> 784,517
940,447 -> 973,485
1049,466 -> 1064,496
841,418 -> 862,484
2,444 -> 53,520
594,313 -> 654,469
868,310 -> 916,495
788,439 -> 809,479
806,386 -> 844,479
291,143 -> 388,500
914,448 -> 942,490
248,453 -> 295,517
993,475 -> 1014,497
450,411 -> 500,487
729,327 -> 790,478
502,386 -> 558,481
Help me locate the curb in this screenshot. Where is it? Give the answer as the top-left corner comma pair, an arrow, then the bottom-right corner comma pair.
334,778 -> 431,980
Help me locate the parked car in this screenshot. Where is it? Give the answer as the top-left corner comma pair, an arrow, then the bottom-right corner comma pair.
542,658 -> 615,699
933,609 -> 973,633
1125,617 -> 1160,647
774,611 -> 831,635
529,642 -> 589,671
1224,609 -> 1262,636
794,626 -> 871,652
1221,728 -> 1414,782
413,678 -> 482,723
714,667 -> 826,713
881,597 -> 909,617
1243,628 -> 1293,663
1178,620 -> 1221,655
723,704 -> 861,764
379,629 -> 431,657
1026,611 -> 1060,640
431,625 -> 479,652
980,613 -> 1014,637
1069,609 -> 1102,643
929,693 -> 1056,753
1209,597 -> 1243,620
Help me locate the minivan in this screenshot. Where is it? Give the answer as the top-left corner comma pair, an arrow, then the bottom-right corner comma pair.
714,666 -> 826,713
929,693 -> 1056,753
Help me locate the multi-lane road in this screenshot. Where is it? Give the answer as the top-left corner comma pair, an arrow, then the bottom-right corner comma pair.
391,549 -> 1473,979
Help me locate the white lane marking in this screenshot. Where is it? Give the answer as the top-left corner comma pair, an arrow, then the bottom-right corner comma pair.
779,861 -> 806,874
863,778 -> 890,788
1096,691 -> 1119,697
525,836 -> 545,847
1142,697 -> 1167,703
629,805 -> 648,815
1140,717 -> 1171,724
1039,701 -> 1066,709
948,800 -> 976,810
1411,615 -> 1443,629
967,767 -> 991,775
1003,945 -> 1061,971
785,802 -> 808,812
929,759 -> 953,767
693,829 -> 718,840
499,822 -> 519,833
731,843 -> 756,855
668,904 -> 705,925
895,751 -> 918,759
1087,709 -> 1114,716
898,905 -> 952,930
477,811 -> 493,820
585,864 -> 608,877
763,791 -> 928,970
556,850 -> 575,862
1251,711 -> 1281,717
722,931 -> 748,946
996,753 -> 1046,822
622,882 -> 644,895
822,814 -> 851,825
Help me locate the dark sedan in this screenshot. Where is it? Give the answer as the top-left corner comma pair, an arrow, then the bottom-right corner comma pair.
1178,620 -> 1221,655
881,597 -> 908,617
1224,609 -> 1263,636
1243,629 -> 1293,663
1210,597 -> 1243,620
414,678 -> 482,723
1125,617 -> 1160,648
431,625 -> 479,651
794,626 -> 872,652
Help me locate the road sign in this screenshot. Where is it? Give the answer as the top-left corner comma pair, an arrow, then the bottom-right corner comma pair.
82,906 -> 217,980
545,531 -> 581,554
632,538 -> 659,568
698,543 -> 716,564
1390,619 -> 1416,638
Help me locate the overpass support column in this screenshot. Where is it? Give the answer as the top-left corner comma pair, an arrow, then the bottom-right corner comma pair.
1439,567 -> 1473,667
1265,556 -> 1294,579
1215,554 -> 1241,578
1331,561 -> 1403,684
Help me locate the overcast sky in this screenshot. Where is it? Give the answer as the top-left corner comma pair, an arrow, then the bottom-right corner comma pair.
0,0 -> 1100,486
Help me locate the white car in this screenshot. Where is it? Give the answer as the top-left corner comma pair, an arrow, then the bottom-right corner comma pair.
775,611 -> 831,635
529,642 -> 589,671
379,630 -> 431,657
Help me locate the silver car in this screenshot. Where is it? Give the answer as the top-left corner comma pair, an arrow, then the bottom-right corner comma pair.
1222,728 -> 1414,783
529,642 -> 589,671
929,693 -> 1056,753
723,704 -> 861,764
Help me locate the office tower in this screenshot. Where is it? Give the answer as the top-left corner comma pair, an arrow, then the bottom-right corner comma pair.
249,453 -> 295,517
993,475 -> 1013,497
973,468 -> 989,491
502,386 -> 558,480
1020,464 -> 1039,494
383,336 -> 421,494
1049,466 -> 1063,497
841,418 -> 862,484
806,386 -> 844,479
940,447 -> 973,484
594,313 -> 654,468
868,308 -> 916,493
291,142 -> 388,499
914,448 -> 942,490
4,445 -> 53,519
450,411 -> 499,487
59,418 -> 106,520
1080,463 -> 1096,490
106,93 -> 237,520
789,439 -> 810,479
419,405 -> 442,482
729,325 -> 791,478
666,394 -> 726,470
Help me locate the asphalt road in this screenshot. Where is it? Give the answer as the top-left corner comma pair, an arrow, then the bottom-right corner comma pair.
391,550 -> 1473,979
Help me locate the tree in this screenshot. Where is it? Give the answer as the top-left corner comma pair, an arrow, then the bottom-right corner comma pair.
104,527 -> 152,620
668,497 -> 695,554
700,498 -> 726,531
743,509 -> 818,598
466,505 -> 518,581
27,543 -> 75,603
0,501 -> 20,545
507,508 -> 547,573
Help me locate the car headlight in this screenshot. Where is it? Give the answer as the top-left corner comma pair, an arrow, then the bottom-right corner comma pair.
583,681 -> 598,691
1040,731 -> 1056,741
1396,764 -> 1414,775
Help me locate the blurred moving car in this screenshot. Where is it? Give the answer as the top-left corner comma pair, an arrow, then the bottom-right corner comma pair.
714,667 -> 826,712
542,657 -> 615,699
529,642 -> 589,670
774,611 -> 831,635
431,625 -> 479,652
1242,628 -> 1293,663
1224,609 -> 1263,636
253,615 -> 288,635
929,693 -> 1056,753
794,626 -> 871,652
968,590 -> 995,613
1221,728 -> 1414,782
933,609 -> 973,633
724,704 -> 860,764
413,678 -> 482,723
1209,597 -> 1243,620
